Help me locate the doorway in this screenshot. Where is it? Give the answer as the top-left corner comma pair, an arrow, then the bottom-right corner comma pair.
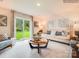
14,17 -> 32,40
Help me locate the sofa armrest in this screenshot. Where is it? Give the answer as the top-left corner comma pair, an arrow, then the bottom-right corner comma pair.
0,40 -> 12,50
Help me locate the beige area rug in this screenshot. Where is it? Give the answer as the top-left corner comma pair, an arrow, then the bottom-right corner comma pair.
0,40 -> 72,58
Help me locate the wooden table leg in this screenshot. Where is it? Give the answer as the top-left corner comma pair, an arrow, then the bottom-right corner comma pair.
38,44 -> 40,53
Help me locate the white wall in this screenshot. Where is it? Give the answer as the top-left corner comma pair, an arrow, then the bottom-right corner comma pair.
33,16 -> 49,33
33,12 -> 79,37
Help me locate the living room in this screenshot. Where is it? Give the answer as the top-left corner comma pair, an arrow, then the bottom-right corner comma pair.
0,0 -> 79,58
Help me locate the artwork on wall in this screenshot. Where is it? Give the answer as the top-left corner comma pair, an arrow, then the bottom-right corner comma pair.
0,15 -> 7,26
58,18 -> 70,27
47,17 -> 71,31
34,21 -> 39,27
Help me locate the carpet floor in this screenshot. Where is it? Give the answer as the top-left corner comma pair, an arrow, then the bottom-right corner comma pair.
0,40 -> 72,58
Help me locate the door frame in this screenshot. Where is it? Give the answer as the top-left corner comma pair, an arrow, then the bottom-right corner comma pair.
14,16 -> 33,40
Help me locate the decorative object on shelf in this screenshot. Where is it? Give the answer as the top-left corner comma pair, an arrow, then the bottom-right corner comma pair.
0,15 -> 7,26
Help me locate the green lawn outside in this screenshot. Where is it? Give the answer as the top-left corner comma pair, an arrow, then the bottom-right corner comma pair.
16,30 -> 30,40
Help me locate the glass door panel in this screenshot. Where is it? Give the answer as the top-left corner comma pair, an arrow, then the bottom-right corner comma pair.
16,18 -> 23,40
15,17 -> 31,40
24,20 -> 30,38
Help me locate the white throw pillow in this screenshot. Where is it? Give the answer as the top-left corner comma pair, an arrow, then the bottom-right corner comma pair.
51,31 -> 56,36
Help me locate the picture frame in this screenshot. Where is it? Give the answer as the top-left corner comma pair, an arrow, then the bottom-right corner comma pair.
34,21 -> 39,27
0,15 -> 7,26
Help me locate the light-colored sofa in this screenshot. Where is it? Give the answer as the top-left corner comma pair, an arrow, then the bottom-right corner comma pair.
41,30 -> 70,43
0,35 -> 12,50
0,40 -> 12,50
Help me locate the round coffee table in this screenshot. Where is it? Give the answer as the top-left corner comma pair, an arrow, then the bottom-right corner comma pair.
29,39 -> 49,53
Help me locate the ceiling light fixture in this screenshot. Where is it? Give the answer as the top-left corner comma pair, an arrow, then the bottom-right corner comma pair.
36,3 -> 41,6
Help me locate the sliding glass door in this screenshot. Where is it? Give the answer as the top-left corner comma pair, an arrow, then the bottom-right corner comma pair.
16,18 -> 23,40
24,20 -> 30,39
14,17 -> 32,40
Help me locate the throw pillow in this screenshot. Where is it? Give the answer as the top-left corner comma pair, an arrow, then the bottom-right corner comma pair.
55,31 -> 62,36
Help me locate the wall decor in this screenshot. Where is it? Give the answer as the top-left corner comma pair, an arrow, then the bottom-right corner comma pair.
48,18 -> 70,29
0,15 -> 7,26
58,18 -> 70,27
34,21 -> 39,27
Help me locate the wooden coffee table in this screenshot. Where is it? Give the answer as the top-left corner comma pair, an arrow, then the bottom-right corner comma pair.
29,39 -> 49,53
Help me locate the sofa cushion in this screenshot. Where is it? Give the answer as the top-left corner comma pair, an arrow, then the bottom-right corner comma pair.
55,31 -> 62,36
46,30 -> 51,35
51,31 -> 56,36
2,38 -> 10,41
62,31 -> 69,36
0,40 -> 12,50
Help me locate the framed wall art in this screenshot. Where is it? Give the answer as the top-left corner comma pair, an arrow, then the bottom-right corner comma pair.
0,15 -> 7,26
34,21 -> 39,27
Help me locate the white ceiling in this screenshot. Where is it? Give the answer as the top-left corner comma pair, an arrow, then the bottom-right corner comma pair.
0,0 -> 79,16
